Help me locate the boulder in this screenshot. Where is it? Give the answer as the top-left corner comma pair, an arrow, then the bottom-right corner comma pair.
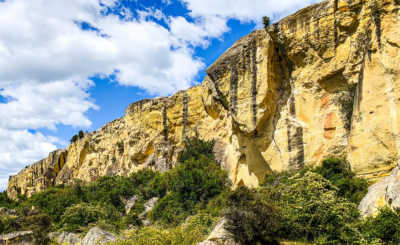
0,231 -> 33,245
81,227 -> 116,245
57,232 -> 81,245
139,197 -> 159,219
359,165 -> 400,218
122,195 -> 138,214
48,232 -> 60,241
0,208 -> 17,217
196,219 -> 238,245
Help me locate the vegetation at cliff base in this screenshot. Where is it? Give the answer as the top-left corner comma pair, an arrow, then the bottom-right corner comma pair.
0,137 -> 398,245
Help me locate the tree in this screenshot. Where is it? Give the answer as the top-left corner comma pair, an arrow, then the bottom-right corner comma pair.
70,135 -> 79,143
263,16 -> 271,29
78,130 -> 85,139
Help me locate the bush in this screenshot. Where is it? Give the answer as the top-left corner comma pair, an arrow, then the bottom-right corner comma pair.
334,82 -> 357,130
116,213 -> 216,245
0,215 -> 19,235
26,185 -> 81,222
178,134 -> 215,164
0,191 -> 18,209
21,213 -> 52,245
59,203 -> 120,232
223,187 -> 281,245
361,207 -> 400,244
150,137 -> 229,225
280,172 -> 360,243
314,158 -> 369,204
117,141 -> 124,155
70,135 -> 79,143
84,175 -> 138,212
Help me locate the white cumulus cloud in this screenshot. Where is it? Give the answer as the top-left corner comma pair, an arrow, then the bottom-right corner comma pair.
0,0 -> 322,191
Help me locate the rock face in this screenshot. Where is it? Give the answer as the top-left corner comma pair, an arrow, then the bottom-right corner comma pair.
81,227 -> 116,245
7,0 -> 400,198
0,231 -> 33,245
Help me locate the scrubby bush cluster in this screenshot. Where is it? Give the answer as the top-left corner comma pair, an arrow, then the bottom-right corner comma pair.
1,136 -> 399,245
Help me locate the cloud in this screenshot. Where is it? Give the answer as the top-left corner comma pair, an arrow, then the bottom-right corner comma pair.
181,0 -> 322,24
0,0 -> 322,191
0,0 -> 204,95
0,128 -> 61,180
0,79 -> 98,130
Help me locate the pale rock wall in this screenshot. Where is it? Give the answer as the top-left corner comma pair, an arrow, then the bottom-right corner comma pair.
8,0 -> 400,200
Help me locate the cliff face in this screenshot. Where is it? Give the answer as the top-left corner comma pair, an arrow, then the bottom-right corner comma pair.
8,0 -> 400,199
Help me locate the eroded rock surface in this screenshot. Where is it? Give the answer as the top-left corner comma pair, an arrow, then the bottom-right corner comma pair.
8,0 -> 400,198
0,231 -> 33,245
81,227 -> 116,245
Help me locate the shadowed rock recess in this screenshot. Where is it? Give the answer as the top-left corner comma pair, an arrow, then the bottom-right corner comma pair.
7,0 -> 400,200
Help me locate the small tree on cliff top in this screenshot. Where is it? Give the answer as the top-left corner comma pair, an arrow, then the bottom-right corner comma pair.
263,16 -> 271,29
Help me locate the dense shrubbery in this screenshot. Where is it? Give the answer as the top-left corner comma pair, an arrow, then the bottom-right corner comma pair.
1,138 -> 399,245
150,137 -> 229,225
0,191 -> 18,209
361,207 -> 400,244
116,213 -> 217,245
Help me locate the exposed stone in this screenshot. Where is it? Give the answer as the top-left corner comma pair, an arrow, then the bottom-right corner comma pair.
196,219 -> 238,245
359,165 -> 400,218
0,231 -> 33,245
8,0 -> 400,197
122,195 -> 138,214
0,208 -> 17,217
139,197 -> 159,219
48,232 -> 60,241
81,227 -> 116,245
57,232 -> 81,245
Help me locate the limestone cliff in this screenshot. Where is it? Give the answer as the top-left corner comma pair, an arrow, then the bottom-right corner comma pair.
8,0 -> 400,200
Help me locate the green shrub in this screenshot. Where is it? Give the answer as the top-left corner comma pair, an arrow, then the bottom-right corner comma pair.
116,213 -> 216,245
0,215 -> 19,235
361,207 -> 400,244
150,137 -> 229,225
280,172 -> 360,243
178,134 -> 215,164
78,130 -> 85,139
26,185 -> 81,222
70,135 -> 79,143
0,191 -> 18,209
223,187 -> 282,245
59,203 -> 120,232
21,213 -> 52,245
334,82 -> 357,130
314,158 -> 369,204
117,141 -> 124,155
84,175 -> 137,212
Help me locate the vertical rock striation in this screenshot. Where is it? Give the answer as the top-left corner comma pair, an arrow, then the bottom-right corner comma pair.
7,0 -> 400,200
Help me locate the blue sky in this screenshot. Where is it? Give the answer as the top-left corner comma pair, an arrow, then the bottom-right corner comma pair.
0,0 -> 320,190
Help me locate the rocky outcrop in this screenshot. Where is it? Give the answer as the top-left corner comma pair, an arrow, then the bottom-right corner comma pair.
8,0 -> 400,198
359,165 -> 400,217
0,208 -> 16,217
57,232 -> 81,245
122,195 -> 138,214
81,227 -> 116,245
196,219 -> 238,245
0,231 -> 33,245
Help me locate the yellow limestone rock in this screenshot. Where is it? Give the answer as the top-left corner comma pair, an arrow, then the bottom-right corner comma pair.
7,0 -> 400,199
